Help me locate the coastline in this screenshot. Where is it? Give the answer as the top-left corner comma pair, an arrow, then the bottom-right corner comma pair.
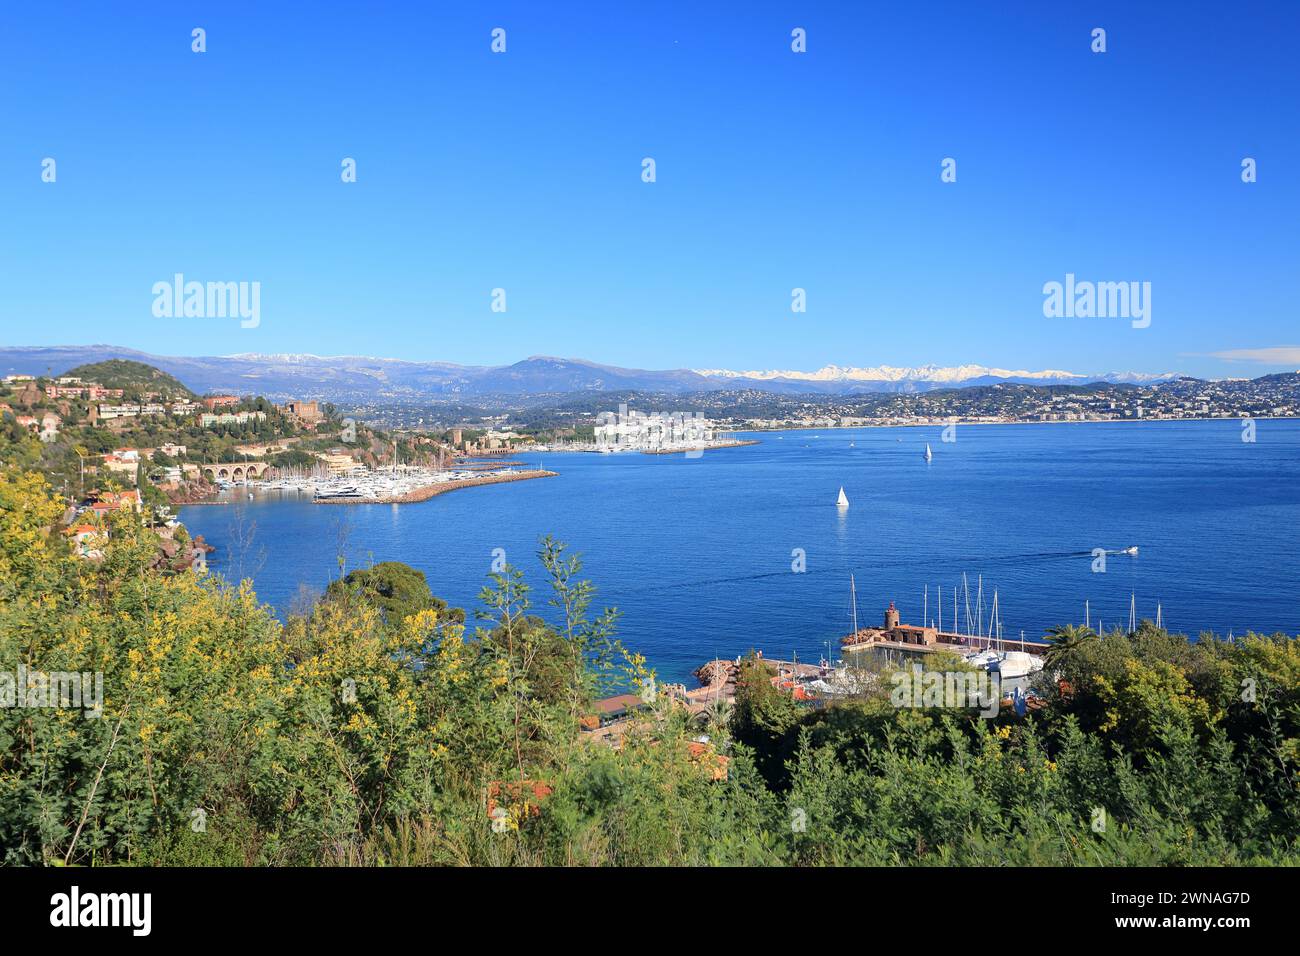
641,439 -> 761,455
311,468 -> 557,505
741,414 -> 1300,434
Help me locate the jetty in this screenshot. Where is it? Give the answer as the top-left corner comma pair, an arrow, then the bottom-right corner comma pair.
312,469 -> 556,505
842,600 -> 1050,659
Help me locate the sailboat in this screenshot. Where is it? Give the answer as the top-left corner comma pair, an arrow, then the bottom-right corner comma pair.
836,487 -> 849,508
965,588 -> 1043,678
924,443 -> 933,462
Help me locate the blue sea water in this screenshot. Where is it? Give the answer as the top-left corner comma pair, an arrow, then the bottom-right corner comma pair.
181,420 -> 1300,684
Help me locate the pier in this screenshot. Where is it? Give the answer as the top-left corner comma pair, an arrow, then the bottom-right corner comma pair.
842,601 -> 1050,659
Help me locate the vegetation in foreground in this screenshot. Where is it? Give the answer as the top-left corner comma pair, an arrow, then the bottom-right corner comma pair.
0,467 -> 1297,866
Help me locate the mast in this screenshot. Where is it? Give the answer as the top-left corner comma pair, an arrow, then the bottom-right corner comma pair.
923,585 -> 928,631
850,574 -> 859,636
963,573 -> 973,639
1085,599 -> 1091,631
992,590 -> 1000,652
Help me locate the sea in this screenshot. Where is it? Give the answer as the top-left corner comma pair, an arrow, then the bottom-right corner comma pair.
180,419 -> 1300,684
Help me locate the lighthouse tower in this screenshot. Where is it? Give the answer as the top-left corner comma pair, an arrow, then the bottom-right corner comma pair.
884,602 -> 900,631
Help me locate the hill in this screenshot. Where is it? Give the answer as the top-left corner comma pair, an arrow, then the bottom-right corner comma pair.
0,344 -> 1185,405
63,359 -> 196,398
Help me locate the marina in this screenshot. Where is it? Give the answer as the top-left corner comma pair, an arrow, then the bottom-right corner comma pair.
250,465 -> 557,505
840,575 -> 1049,681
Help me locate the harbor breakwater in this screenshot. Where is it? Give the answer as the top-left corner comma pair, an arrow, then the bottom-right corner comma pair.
311,469 -> 558,505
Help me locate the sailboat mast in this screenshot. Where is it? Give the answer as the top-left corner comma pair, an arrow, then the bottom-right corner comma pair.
850,574 -> 859,636
963,573 -> 972,638
992,590 -> 1000,652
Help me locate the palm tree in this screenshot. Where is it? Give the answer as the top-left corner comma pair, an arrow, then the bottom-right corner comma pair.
703,697 -> 733,735
1044,624 -> 1098,673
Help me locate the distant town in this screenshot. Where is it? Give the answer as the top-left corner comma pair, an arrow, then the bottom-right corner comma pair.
0,361 -> 563,567
350,372 -> 1300,437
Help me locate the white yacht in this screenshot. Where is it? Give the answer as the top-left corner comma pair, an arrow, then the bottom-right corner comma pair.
988,651 -> 1044,680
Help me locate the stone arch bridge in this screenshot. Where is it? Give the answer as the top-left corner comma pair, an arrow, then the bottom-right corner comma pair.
196,461 -> 271,482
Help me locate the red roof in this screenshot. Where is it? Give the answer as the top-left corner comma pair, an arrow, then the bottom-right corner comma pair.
592,693 -> 644,715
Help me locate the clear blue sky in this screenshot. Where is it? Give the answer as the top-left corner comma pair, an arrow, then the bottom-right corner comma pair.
1,1 -> 1296,377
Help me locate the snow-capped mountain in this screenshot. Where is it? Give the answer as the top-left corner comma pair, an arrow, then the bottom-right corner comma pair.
693,364 -> 1178,389
0,344 -> 1181,403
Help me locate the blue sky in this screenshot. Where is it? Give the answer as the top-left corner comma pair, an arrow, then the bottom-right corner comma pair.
1,1 -> 1296,377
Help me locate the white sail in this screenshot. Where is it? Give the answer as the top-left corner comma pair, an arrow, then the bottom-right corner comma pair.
924,443 -> 933,461
836,487 -> 849,508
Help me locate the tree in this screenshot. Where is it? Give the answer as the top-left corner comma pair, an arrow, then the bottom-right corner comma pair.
1044,624 -> 1097,673
323,561 -> 463,629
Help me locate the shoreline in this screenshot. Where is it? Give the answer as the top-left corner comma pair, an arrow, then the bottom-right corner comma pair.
739,414 -> 1300,434
641,439 -> 761,455
311,469 -> 557,505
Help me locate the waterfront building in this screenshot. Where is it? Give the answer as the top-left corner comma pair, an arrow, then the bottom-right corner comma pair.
316,451 -> 362,474
594,407 -> 716,450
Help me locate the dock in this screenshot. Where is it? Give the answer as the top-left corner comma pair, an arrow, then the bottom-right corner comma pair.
841,600 -> 1050,658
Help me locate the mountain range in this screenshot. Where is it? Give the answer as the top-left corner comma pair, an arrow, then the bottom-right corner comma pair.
0,345 -> 1181,404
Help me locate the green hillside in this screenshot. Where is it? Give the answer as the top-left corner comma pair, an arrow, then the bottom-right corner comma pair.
62,359 -> 196,398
